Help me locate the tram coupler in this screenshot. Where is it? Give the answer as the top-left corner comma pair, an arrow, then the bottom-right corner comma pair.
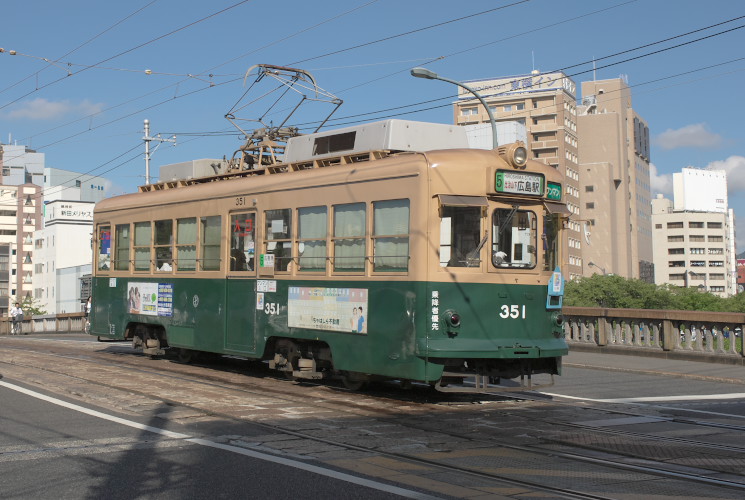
292,358 -> 324,380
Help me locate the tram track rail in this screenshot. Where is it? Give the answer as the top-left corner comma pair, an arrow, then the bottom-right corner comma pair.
2,337 -> 745,498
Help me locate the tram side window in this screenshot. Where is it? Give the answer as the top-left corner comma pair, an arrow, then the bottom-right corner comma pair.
373,199 -> 409,272
114,224 -> 130,271
492,209 -> 537,269
264,209 -> 292,272
97,225 -> 111,271
200,216 -> 222,271
439,207 -> 482,267
334,202 -> 366,272
154,219 -> 173,272
297,206 -> 327,272
176,217 -> 197,271
543,213 -> 560,271
230,212 -> 255,271
133,222 -> 151,272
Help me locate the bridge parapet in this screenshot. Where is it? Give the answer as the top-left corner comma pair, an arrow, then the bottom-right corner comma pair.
563,307 -> 744,360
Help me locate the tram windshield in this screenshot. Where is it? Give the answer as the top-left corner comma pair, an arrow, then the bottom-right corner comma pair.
492,208 -> 537,269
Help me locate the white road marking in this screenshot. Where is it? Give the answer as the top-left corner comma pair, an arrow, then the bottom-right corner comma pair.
540,391 -> 745,403
0,380 -> 438,500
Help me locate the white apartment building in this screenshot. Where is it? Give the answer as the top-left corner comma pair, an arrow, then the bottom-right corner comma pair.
32,200 -> 94,314
651,168 -> 737,297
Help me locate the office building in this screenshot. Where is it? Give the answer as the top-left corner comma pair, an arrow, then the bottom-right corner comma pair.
452,71 -> 582,279
577,78 -> 653,281
651,169 -> 737,297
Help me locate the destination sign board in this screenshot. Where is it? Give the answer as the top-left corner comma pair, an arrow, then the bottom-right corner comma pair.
495,171 -> 544,196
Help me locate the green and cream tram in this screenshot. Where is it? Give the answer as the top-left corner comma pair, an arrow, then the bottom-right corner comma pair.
90,119 -> 568,391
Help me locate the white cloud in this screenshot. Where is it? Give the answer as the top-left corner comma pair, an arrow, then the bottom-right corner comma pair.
3,98 -> 104,120
653,123 -> 723,150
649,162 -> 673,196
705,155 -> 745,195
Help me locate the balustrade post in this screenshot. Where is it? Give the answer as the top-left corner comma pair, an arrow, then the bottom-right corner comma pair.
596,316 -> 609,346
662,319 -> 676,352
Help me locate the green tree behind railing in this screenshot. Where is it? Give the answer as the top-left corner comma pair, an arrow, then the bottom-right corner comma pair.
564,274 -> 745,312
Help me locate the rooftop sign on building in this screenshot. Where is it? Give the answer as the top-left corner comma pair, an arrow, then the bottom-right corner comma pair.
459,72 -> 576,100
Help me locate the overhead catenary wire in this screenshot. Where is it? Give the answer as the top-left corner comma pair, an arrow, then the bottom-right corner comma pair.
2,2 -> 742,183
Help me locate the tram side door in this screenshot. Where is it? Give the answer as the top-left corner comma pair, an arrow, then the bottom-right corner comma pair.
225,211 -> 258,354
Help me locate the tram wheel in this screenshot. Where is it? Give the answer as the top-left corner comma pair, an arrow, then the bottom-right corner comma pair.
177,348 -> 195,364
341,372 -> 368,391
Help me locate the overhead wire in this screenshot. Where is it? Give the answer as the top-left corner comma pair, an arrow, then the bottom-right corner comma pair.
0,0 -> 161,97
0,0 -> 255,112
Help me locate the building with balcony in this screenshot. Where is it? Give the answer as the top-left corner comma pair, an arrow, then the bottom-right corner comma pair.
452,71 -> 582,279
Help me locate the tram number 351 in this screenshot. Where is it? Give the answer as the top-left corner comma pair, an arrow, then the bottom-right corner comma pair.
499,304 -> 527,319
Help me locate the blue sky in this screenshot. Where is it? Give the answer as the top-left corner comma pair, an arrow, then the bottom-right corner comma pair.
2,0 -> 744,251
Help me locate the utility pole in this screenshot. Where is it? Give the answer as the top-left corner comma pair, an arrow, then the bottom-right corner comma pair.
142,119 -> 176,185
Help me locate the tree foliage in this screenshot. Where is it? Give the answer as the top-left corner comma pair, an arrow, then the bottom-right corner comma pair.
20,296 -> 47,317
564,274 -> 744,312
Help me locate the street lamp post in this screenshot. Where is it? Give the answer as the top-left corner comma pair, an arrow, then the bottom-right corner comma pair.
410,67 -> 499,149
588,261 -> 607,276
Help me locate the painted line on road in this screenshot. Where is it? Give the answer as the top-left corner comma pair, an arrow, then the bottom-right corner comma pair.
0,380 -> 438,500
540,391 -> 745,403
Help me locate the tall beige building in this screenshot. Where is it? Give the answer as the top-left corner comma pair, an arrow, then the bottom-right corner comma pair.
453,71 -> 582,280
576,78 -> 653,281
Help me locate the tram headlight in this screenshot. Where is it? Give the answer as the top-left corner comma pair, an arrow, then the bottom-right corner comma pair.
498,142 -> 528,169
441,310 -> 461,335
551,312 -> 564,327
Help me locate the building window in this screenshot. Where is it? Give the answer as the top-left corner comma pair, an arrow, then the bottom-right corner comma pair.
708,235 -> 723,242
585,185 -> 594,192
707,222 -> 722,229
461,107 -> 477,116
689,235 -> 705,242
655,224 -> 662,229
688,221 -> 704,228
690,260 -> 705,267
585,202 -> 595,209
690,248 -> 705,254
667,235 -> 684,242
669,273 -> 685,280
708,248 -> 723,255
668,261 -> 685,267
667,222 -> 684,229
668,248 -> 684,255
710,273 -> 725,280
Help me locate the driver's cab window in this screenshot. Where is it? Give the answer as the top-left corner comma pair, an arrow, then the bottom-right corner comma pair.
492,208 -> 537,268
439,206 -> 484,267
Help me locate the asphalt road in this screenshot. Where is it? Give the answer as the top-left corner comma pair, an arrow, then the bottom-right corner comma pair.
0,380 -> 434,500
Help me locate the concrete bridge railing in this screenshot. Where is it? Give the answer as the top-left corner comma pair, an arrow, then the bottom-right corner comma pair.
563,306 -> 745,363
0,313 -> 86,335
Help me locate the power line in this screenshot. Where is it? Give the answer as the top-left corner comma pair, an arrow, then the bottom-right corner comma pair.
0,0 -> 161,97
0,0 -> 255,112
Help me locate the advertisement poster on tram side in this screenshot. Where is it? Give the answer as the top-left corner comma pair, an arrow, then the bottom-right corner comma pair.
126,282 -> 173,317
288,287 -> 368,334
